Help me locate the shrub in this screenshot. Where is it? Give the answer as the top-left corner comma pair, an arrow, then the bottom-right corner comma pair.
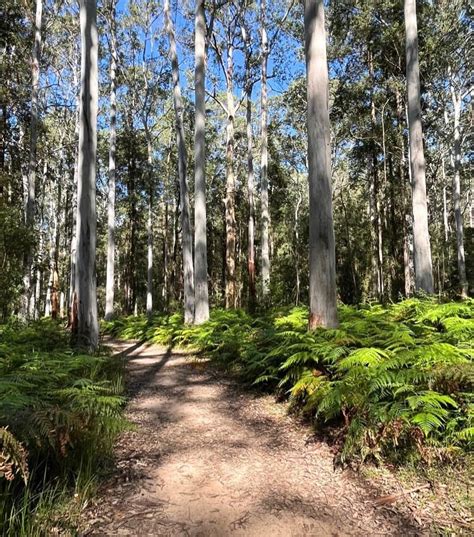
104,298 -> 473,465
0,319 -> 126,535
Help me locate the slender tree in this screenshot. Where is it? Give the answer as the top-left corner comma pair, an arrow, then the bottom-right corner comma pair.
193,0 -> 209,324
74,0 -> 99,350
105,0 -> 117,320
22,0 -> 43,318
242,22 -> 256,311
164,0 -> 195,323
404,0 -> 434,293
146,134 -> 153,317
304,0 -> 338,329
260,0 -> 270,298
450,74 -> 468,298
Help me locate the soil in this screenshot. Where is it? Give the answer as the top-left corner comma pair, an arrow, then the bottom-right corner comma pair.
82,340 -> 454,536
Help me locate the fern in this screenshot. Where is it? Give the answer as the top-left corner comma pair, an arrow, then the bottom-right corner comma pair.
0,320 -> 127,534
106,298 -> 473,464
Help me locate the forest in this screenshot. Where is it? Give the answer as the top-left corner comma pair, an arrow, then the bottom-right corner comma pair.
0,0 -> 473,535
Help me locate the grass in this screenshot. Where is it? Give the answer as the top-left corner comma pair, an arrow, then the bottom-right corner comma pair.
0,318 -> 126,536
103,297 -> 473,466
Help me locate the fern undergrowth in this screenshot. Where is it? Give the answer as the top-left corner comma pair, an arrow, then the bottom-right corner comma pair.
0,319 -> 126,536
104,297 -> 473,466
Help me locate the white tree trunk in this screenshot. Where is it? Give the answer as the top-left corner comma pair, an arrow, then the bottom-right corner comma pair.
105,0 -> 117,320
193,0 -> 209,324
224,44 -> 237,309
404,0 -> 434,293
146,136 -> 153,318
146,195 -> 153,316
260,0 -> 270,298
74,0 -> 99,350
304,0 -> 338,329
164,0 -> 195,323
246,86 -> 256,312
45,181 -> 58,317
68,68 -> 80,321
450,85 -> 468,297
22,0 -> 42,318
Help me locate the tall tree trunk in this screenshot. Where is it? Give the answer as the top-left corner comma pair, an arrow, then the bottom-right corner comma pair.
22,0 -> 43,318
164,0 -> 195,323
145,134 -> 153,318
450,83 -> 468,297
246,89 -> 256,311
368,50 -> 384,300
68,66 -> 80,323
34,229 -> 43,319
304,0 -> 338,329
147,190 -> 153,316
193,0 -> 209,324
105,0 -> 117,320
294,192 -> 303,305
74,0 -> 99,350
404,0 -> 434,293
224,44 -> 237,309
396,88 -> 412,296
242,24 -> 256,312
68,159 -> 78,323
260,0 -> 270,298
46,179 -> 60,319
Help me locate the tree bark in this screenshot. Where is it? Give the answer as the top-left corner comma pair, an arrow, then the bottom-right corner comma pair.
146,136 -> 153,318
105,0 -> 117,320
404,0 -> 434,293
242,24 -> 256,312
246,88 -> 256,312
224,43 -> 237,309
193,0 -> 210,324
22,0 -> 43,318
164,0 -> 195,323
260,0 -> 270,299
304,0 -> 338,329
450,83 -> 468,297
74,0 -> 99,350
45,179 -> 60,319
368,50 -> 384,300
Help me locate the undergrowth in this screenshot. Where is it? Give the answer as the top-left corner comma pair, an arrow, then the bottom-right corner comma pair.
104,298 -> 473,466
0,319 -> 126,536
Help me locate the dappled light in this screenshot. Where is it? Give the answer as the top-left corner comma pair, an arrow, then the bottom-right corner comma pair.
1,0 -> 471,534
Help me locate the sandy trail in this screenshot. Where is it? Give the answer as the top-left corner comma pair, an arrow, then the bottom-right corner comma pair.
85,340 -> 422,536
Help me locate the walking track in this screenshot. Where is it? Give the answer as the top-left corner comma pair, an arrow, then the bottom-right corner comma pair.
84,340 -> 424,536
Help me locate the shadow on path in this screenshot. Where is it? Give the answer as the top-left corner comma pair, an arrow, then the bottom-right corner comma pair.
85,339 -> 426,537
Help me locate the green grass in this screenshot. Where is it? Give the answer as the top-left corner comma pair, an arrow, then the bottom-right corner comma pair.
104,298 -> 473,465
0,319 -> 126,536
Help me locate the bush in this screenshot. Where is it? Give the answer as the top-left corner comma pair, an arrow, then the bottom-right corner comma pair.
104,298 -> 473,465
0,319 -> 126,535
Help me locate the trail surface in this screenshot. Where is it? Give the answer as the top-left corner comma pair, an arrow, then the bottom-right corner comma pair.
85,340 -> 423,536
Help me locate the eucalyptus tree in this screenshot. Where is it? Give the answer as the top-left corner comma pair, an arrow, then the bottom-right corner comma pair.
22,0 -> 43,318
105,0 -> 117,320
241,14 -> 258,311
304,0 -> 338,328
439,0 -> 471,297
404,0 -> 434,293
73,0 -> 99,350
164,0 -> 195,323
193,0 -> 210,324
207,1 -> 245,309
260,0 -> 270,298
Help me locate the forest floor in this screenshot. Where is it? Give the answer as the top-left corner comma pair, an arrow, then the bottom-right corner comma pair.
81,339 -> 471,536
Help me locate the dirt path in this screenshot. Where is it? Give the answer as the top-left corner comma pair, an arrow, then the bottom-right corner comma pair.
84,340 -> 424,536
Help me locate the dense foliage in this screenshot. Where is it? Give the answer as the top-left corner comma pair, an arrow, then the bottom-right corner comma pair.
0,320 -> 125,535
104,298 -> 473,464
1,0 -> 471,323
